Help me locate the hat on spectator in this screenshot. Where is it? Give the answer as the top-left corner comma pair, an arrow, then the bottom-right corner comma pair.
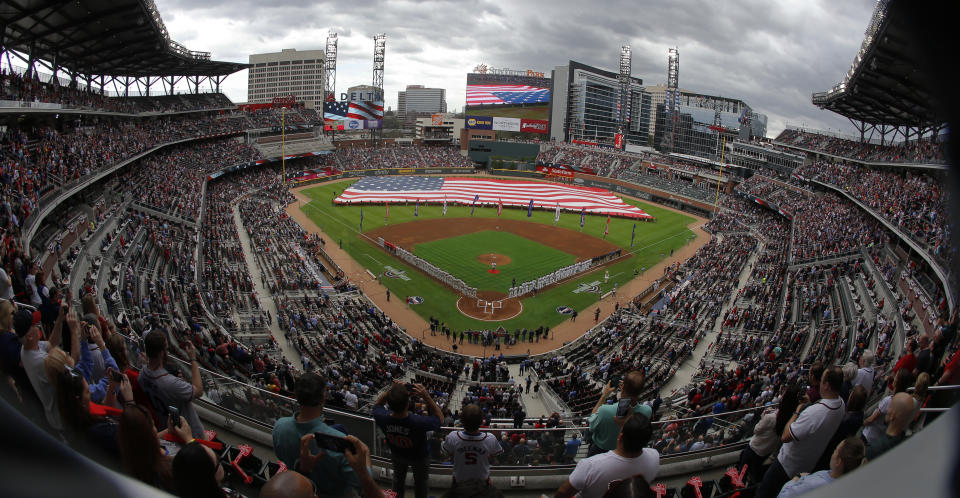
82,313 -> 100,329
14,309 -> 36,338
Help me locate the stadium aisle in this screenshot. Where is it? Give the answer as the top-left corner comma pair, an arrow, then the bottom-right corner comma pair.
232,204 -> 304,365
507,363 -> 551,416
661,236 -> 764,395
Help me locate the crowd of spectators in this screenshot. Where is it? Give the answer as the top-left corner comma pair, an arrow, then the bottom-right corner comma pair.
329,144 -> 474,170
2,69 -> 235,114
795,160 -> 951,264
775,128 -> 946,164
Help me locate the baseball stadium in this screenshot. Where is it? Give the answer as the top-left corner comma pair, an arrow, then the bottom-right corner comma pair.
0,1 -> 957,498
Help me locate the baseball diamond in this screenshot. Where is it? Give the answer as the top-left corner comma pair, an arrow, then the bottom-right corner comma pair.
298,178 -> 696,331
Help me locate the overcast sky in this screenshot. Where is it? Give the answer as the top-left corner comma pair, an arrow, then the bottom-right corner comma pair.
157,0 -> 877,138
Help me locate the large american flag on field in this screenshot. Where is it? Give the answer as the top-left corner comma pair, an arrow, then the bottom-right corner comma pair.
323,100 -> 384,120
466,85 -> 550,106
334,177 -> 653,219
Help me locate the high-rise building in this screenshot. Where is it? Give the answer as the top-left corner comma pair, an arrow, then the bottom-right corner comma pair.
248,48 -> 325,108
549,61 -> 650,146
397,85 -> 446,122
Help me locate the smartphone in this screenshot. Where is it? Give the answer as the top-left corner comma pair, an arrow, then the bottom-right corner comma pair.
168,405 -> 181,428
609,374 -> 622,388
109,369 -> 124,383
314,432 -> 355,454
616,398 -> 632,418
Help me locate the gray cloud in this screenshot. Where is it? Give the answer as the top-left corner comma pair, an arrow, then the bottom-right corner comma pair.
156,0 -> 876,136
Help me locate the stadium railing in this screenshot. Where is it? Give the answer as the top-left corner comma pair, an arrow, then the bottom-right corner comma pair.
116,332 -> 768,473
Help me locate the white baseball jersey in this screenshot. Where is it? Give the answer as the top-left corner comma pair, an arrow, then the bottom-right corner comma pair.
442,431 -> 503,482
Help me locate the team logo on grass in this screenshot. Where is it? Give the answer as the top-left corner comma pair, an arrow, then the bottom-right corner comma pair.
556,306 -> 574,315
573,280 -> 601,294
407,296 -> 424,305
384,265 -> 411,281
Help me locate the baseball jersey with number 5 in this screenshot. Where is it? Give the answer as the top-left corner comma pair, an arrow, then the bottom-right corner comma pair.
442,430 -> 503,481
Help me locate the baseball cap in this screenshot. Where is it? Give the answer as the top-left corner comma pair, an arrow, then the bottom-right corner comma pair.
14,309 -> 36,338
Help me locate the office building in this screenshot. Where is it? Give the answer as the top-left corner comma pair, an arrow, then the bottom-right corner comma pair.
397,85 -> 447,122
248,48 -> 325,108
549,61 -> 651,146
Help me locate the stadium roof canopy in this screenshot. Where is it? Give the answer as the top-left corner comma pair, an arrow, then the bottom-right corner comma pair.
811,0 -> 942,129
0,0 -> 245,77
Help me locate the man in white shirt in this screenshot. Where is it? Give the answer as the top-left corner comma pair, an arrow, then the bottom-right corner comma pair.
344,387 -> 359,410
853,349 -> 876,394
442,404 -> 502,485
18,305 -> 75,431
555,413 -> 659,498
778,436 -> 865,498
756,366 -> 846,498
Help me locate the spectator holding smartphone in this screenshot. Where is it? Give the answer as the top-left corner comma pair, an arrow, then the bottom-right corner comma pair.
138,330 -> 205,438
18,302 -> 74,430
373,380 -> 442,498
272,372 -> 362,496
588,370 -> 651,456
118,403 -> 190,492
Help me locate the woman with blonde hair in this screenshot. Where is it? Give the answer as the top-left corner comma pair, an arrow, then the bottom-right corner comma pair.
911,373 -> 930,425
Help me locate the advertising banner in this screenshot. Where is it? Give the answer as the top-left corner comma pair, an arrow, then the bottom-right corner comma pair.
431,114 -> 444,125
536,165 -> 574,178
492,116 -> 521,132
464,115 -> 494,130
345,119 -> 364,131
519,119 -> 549,134
363,120 -> 382,129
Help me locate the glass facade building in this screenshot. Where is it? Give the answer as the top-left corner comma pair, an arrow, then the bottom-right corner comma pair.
550,61 -> 650,146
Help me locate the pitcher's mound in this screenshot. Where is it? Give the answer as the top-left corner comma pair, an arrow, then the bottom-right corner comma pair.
456,290 -> 522,321
477,253 -> 511,266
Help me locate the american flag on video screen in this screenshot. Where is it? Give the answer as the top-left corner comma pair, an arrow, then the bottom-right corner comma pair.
466,85 -> 550,106
334,177 -> 653,219
324,101 -> 384,120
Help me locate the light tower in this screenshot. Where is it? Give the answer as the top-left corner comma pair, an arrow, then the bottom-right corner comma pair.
371,33 -> 386,143
617,45 -> 632,149
662,47 -> 680,154
324,31 -> 338,103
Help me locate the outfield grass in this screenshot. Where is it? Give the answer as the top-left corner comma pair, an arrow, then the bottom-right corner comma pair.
413,231 -> 576,293
300,179 -> 697,331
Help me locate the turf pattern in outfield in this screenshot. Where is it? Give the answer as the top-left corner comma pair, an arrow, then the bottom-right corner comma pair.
301,180 -> 696,331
